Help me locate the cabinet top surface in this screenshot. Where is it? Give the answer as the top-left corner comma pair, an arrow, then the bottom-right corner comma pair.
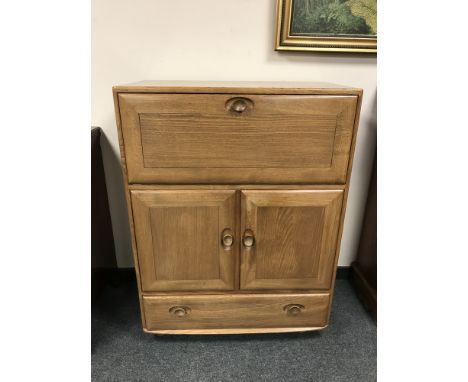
113,80 -> 362,95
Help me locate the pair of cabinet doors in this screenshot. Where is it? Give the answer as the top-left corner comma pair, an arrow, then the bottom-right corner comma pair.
131,188 -> 343,293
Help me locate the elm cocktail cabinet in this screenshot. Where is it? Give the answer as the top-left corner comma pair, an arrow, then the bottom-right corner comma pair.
113,81 -> 362,335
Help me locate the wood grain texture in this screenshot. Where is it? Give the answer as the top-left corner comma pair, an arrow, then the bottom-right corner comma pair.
131,190 -> 238,292
129,184 -> 346,191
113,80 -> 363,95
240,190 -> 343,290
139,112 -> 335,168
118,93 -> 357,184
143,293 -> 330,331
255,206 -> 325,279
149,207 -> 219,280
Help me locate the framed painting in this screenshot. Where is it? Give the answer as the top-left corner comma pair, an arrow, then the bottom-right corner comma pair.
275,0 -> 377,53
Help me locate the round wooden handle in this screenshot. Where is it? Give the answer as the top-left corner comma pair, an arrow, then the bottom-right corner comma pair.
242,229 -> 255,248
221,228 -> 234,249
283,304 -> 305,316
231,99 -> 247,113
169,306 -> 190,317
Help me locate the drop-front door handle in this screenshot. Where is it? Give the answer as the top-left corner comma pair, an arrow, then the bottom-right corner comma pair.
225,97 -> 253,114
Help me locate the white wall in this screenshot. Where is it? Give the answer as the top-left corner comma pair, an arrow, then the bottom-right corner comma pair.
92,0 -> 377,267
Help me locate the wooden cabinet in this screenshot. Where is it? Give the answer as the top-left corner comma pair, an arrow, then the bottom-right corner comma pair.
114,81 -> 362,335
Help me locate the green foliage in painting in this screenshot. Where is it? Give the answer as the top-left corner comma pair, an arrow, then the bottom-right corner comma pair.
347,0 -> 377,34
291,0 -> 376,36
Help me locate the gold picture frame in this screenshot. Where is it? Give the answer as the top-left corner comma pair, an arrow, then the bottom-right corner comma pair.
275,0 -> 377,53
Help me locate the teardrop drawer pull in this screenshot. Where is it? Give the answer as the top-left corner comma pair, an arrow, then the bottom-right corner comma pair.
169,306 -> 191,317
283,304 -> 305,316
225,97 -> 253,114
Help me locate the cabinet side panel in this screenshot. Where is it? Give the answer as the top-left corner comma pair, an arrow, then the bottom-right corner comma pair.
112,89 -> 147,328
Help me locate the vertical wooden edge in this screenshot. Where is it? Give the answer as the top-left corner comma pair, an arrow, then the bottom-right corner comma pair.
325,91 -> 363,323
224,190 -> 239,291
239,190 -> 249,290
235,190 -> 241,291
112,88 -> 147,330
320,189 -> 344,289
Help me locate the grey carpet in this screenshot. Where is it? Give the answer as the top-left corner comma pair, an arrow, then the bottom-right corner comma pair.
92,279 -> 376,382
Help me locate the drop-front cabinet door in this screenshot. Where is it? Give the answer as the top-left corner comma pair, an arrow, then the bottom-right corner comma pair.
131,190 -> 237,292
240,190 -> 343,290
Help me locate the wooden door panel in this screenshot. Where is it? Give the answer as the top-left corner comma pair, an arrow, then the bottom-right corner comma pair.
255,206 -> 325,280
118,93 -> 357,184
149,207 -> 220,281
131,190 -> 237,292
240,190 -> 343,290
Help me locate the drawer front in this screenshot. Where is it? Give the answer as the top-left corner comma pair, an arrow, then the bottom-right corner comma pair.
118,93 -> 357,184
143,293 -> 330,331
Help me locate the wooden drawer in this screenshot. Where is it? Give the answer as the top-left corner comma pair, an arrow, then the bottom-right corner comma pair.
118,93 -> 358,184
142,293 -> 330,333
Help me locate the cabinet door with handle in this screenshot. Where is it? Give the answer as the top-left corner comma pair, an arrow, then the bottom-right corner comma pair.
131,190 -> 237,292
240,190 -> 343,290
